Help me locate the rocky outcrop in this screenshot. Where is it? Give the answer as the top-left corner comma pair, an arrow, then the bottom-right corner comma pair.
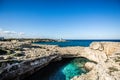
0,41 -> 120,80
0,54 -> 59,80
90,42 -> 120,55
3,38 -> 58,43
90,42 -> 104,51
72,42 -> 120,80
57,46 -> 107,63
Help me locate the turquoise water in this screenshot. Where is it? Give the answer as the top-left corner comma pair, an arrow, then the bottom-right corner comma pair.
25,58 -> 89,80
61,58 -> 88,80
34,40 -> 120,47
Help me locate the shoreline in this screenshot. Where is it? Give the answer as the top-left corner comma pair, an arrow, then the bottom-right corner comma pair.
0,40 -> 120,80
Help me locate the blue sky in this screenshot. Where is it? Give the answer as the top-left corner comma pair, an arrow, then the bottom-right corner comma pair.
0,0 -> 120,39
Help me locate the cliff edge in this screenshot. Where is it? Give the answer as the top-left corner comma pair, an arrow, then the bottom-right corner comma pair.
0,41 -> 120,80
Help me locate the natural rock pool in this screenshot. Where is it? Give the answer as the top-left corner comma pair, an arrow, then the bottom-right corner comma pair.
24,58 -> 89,80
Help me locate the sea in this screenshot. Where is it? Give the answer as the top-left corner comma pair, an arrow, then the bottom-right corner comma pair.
35,39 -> 120,47
25,40 -> 120,80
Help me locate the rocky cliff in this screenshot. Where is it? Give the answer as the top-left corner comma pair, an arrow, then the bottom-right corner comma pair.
0,41 -> 120,80
72,42 -> 120,80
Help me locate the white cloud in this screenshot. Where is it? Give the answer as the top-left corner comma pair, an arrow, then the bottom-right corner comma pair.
19,32 -> 25,35
3,31 -> 17,34
0,28 -> 25,38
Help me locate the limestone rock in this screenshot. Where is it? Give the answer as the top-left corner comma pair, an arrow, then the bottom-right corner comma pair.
90,42 -> 104,51
84,62 -> 96,71
0,41 -> 120,80
4,55 -> 14,59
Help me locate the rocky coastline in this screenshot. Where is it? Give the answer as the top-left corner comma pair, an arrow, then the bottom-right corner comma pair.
0,40 -> 120,80
1,38 -> 62,43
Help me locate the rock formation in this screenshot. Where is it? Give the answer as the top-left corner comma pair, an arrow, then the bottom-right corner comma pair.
0,41 -> 120,80
72,42 -> 120,80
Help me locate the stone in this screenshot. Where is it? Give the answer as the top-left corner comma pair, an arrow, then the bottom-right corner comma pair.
4,55 -> 13,59
84,62 -> 96,71
0,41 -> 120,80
90,42 -> 104,51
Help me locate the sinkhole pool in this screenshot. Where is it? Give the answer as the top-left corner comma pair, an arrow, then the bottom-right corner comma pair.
24,58 -> 90,80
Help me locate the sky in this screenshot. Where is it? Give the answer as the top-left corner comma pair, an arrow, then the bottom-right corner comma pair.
0,0 -> 120,39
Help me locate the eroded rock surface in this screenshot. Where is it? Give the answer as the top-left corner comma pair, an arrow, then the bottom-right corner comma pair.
84,62 -> 96,71
0,41 -> 120,80
72,42 -> 120,80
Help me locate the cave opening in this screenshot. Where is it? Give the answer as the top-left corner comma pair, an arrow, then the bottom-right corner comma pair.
23,57 -> 90,80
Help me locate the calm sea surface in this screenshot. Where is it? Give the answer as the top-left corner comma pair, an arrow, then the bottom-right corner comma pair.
35,40 -> 120,47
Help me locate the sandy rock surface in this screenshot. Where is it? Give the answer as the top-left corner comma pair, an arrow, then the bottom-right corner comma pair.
0,41 -> 120,80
